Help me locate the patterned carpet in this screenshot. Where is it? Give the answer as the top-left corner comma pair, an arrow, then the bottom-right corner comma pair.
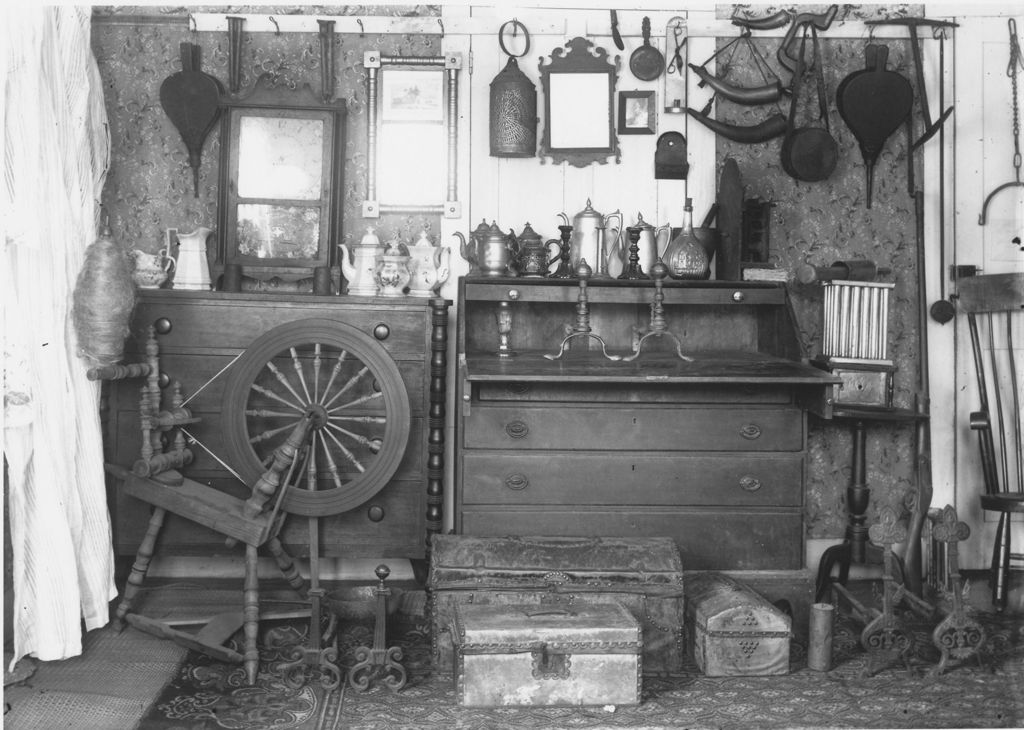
139,604 -> 1024,730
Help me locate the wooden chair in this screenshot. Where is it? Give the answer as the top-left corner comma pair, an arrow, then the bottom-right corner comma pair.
958,272 -> 1024,612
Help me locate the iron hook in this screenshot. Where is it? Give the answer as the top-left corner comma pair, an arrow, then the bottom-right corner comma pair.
438,18 -> 444,39
357,18 -> 364,38
187,13 -> 196,33
268,16 -> 280,35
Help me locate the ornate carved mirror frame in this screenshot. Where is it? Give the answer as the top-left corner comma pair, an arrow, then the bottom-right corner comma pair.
539,37 -> 620,167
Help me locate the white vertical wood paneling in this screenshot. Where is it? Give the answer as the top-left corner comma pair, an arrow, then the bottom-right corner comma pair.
951,12 -> 1024,568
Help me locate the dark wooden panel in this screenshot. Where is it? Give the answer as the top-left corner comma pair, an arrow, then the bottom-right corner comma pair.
127,294 -> 429,357
459,509 -> 804,571
464,404 -> 804,451
476,381 -> 792,404
112,477 -> 424,558
460,452 -> 803,506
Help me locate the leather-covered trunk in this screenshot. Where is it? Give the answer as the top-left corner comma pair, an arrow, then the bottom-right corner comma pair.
428,535 -> 685,674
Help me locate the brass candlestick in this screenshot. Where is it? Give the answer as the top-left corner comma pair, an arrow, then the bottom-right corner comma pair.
622,260 -> 693,362
544,260 -> 620,361
549,223 -> 575,279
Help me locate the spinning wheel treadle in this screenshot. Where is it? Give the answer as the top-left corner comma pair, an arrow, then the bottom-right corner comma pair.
222,318 -> 411,517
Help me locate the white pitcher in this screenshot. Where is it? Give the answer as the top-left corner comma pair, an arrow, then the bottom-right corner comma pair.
172,227 -> 213,290
340,227 -> 384,296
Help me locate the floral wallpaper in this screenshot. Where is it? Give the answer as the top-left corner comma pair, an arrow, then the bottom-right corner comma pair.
92,4 -> 932,540
91,5 -> 444,271
713,4 -> 927,537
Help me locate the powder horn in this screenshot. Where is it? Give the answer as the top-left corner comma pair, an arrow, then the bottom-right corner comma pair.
685,108 -> 788,144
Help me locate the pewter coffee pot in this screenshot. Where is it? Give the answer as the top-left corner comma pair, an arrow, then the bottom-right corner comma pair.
566,199 -> 622,274
625,212 -> 671,277
453,220 -> 515,277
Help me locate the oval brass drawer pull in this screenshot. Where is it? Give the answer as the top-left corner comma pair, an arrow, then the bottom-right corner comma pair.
739,475 -> 762,492
740,423 -> 762,440
504,473 -> 529,490
505,420 -> 529,439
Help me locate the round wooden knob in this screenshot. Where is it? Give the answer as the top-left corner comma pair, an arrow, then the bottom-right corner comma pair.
375,564 -> 391,581
507,289 -> 520,300
154,317 -> 172,334
732,291 -> 746,303
373,323 -> 390,340
366,504 -> 385,522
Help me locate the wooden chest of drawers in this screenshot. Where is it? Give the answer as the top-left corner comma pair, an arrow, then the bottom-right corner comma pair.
455,277 -> 838,571
103,291 -> 449,564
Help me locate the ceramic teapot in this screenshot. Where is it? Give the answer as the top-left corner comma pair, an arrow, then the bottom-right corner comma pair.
171,227 -> 213,290
407,230 -> 451,297
374,238 -> 411,297
339,227 -> 385,296
452,220 -> 515,277
129,248 -> 175,289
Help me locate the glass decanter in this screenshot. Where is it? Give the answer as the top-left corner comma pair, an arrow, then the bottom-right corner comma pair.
662,198 -> 710,280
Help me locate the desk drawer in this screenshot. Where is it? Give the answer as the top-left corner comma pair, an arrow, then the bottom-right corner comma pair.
460,452 -> 802,507
463,405 -> 803,451
459,508 -> 803,571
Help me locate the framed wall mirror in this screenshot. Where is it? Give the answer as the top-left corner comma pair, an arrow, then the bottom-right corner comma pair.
363,51 -> 462,219
539,37 -> 620,167
217,75 -> 346,288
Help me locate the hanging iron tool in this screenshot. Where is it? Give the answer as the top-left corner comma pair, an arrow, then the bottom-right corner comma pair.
930,25 -> 957,324
864,17 -> 959,150
667,22 -> 686,75
610,10 -> 624,52
979,18 -> 1024,225
630,16 -> 665,81
780,27 -> 838,183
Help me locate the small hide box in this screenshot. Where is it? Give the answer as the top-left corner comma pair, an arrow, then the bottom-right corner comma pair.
686,572 -> 791,676
452,602 -> 642,708
428,535 -> 685,675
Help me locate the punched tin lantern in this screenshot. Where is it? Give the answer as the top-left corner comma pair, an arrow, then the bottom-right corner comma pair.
490,21 -> 537,158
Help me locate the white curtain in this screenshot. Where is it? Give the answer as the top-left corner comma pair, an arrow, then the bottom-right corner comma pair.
2,6 -> 116,666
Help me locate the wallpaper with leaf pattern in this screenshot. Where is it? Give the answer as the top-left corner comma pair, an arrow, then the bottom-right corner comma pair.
92,4 -> 931,539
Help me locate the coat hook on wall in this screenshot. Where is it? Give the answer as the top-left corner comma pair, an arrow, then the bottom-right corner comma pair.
187,13 -> 196,34
268,16 -> 280,35
227,15 -> 245,95
357,19 -> 364,37
438,18 -> 445,39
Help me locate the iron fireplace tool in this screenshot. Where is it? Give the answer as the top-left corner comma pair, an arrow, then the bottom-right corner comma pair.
780,26 -> 838,183
836,44 -> 913,208
281,432 -> 342,691
159,42 -> 223,197
775,5 -> 838,74
544,260 -> 620,361
864,17 -> 959,150
928,505 -> 988,676
979,19 -> 1024,225
610,10 -> 624,52
630,16 -> 665,81
347,564 -> 408,692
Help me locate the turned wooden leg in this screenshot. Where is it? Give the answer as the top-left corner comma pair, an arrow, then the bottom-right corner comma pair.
115,507 -> 166,630
243,543 -> 260,684
266,536 -> 306,595
991,512 -> 1011,612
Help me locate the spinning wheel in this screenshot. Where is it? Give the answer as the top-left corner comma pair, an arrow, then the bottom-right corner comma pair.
221,318 -> 411,517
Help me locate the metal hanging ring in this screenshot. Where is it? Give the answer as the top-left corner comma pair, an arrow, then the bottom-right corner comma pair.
498,19 -> 531,58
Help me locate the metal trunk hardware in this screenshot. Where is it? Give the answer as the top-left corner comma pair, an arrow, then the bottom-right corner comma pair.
490,20 -> 537,158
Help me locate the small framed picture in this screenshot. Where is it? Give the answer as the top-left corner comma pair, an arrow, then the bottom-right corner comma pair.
618,90 -> 656,135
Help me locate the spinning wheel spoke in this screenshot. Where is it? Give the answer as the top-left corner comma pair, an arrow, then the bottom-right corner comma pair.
329,391 -> 383,412
223,319 -> 410,517
251,383 -> 306,413
250,418 -> 307,446
325,421 -> 383,453
322,426 -> 367,473
316,431 -> 344,489
265,361 -> 308,407
290,347 -> 314,404
319,350 -> 349,406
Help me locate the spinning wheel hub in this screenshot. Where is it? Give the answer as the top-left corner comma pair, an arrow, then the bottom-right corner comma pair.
222,318 -> 411,517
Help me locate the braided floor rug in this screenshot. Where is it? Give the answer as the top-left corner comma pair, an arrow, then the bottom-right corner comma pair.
137,607 -> 1024,730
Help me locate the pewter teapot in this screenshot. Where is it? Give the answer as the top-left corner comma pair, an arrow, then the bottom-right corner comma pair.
453,219 -> 516,277
514,222 -> 560,278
